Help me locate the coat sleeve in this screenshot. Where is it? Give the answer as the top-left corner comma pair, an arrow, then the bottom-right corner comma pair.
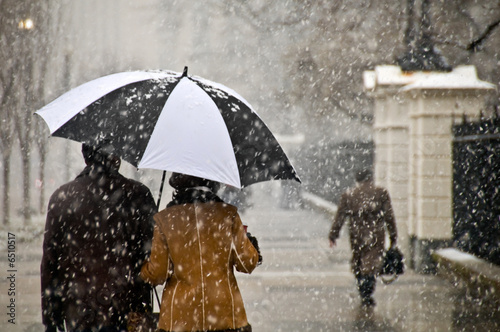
231,212 -> 259,274
135,186 -> 157,261
381,189 -> 398,247
40,194 -> 65,330
140,221 -> 171,286
130,186 -> 157,311
131,186 -> 157,276
329,192 -> 349,242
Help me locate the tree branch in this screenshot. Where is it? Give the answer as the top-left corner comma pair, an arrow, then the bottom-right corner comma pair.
467,19 -> 500,52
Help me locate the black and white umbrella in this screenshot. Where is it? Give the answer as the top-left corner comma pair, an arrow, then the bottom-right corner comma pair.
36,67 -> 300,189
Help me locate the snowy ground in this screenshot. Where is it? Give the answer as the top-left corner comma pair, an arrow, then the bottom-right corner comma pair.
0,215 -> 45,250
0,184 -> 499,331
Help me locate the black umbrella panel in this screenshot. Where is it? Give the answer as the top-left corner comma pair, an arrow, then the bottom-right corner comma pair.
37,68 -> 300,189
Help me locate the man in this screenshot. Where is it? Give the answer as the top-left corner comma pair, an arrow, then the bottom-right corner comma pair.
329,168 -> 397,307
41,142 -> 157,332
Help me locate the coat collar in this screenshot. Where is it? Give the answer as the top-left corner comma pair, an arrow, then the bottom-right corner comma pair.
167,187 -> 223,207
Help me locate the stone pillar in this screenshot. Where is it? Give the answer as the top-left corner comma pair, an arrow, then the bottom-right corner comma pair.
364,66 -> 429,260
364,65 -> 495,272
402,66 -> 495,272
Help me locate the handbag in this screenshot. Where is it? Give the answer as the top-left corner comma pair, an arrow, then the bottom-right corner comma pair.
380,247 -> 404,284
127,287 -> 160,332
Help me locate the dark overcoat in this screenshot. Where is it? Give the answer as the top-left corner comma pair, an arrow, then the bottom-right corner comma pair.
40,166 -> 156,331
329,181 -> 397,276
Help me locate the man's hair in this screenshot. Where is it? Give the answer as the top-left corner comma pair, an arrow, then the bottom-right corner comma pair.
81,141 -> 117,165
82,143 -> 101,165
355,168 -> 373,182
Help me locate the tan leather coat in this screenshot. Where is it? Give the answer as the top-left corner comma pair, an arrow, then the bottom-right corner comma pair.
329,181 -> 397,276
141,201 -> 258,332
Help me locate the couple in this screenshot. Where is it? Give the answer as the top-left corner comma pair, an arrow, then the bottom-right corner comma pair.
41,143 -> 261,332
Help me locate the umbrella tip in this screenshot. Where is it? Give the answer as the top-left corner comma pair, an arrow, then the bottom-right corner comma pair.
182,66 -> 188,77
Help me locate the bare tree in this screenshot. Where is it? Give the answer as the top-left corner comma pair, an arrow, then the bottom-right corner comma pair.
1,0 -> 55,224
223,0 -> 500,131
32,1 -> 59,214
216,0 -> 499,199
0,102 -> 14,225
428,1 -> 500,110
0,1 -> 23,225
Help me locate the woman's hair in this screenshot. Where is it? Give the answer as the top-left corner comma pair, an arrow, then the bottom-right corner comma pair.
169,173 -> 220,192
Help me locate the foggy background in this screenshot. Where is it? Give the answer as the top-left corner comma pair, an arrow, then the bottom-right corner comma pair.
1,0 -> 499,225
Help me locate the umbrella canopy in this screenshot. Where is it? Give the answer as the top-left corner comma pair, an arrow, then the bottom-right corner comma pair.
36,67 -> 300,189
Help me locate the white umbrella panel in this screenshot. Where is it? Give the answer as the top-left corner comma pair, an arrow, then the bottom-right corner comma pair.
36,68 -> 301,190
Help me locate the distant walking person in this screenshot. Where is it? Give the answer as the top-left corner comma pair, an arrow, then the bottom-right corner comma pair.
329,168 -> 397,307
41,142 -> 157,332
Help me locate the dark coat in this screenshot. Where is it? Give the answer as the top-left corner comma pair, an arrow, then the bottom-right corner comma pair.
41,165 -> 157,331
141,189 -> 259,332
329,181 -> 397,276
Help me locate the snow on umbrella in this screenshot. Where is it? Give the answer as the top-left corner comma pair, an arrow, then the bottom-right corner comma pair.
35,67 -> 300,189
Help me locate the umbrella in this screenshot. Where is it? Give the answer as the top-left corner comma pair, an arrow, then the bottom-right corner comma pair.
36,67 -> 300,195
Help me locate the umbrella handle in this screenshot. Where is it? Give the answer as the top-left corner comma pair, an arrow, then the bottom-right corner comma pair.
157,170 -> 167,208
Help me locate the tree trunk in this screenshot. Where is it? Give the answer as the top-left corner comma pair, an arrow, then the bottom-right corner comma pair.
21,145 -> 32,225
38,143 -> 47,213
2,155 -> 10,225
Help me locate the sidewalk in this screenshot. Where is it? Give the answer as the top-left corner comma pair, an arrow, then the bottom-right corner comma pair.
1,183 -> 499,331
0,220 -> 45,332
237,184 -> 499,331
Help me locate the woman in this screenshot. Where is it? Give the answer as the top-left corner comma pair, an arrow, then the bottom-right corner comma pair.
141,173 -> 260,332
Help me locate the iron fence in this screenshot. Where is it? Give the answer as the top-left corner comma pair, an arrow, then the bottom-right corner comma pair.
452,115 -> 500,265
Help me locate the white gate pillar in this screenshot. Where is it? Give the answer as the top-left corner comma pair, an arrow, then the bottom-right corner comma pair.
364,65 -> 495,272
402,66 -> 495,272
364,66 -> 425,260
